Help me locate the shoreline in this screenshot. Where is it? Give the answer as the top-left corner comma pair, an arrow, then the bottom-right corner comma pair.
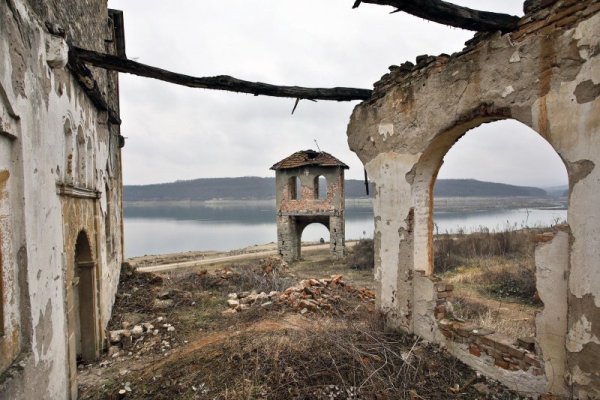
123,196 -> 567,213
128,240 -> 359,272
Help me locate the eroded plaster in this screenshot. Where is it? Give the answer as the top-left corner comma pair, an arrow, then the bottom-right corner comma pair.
347,2 -> 600,396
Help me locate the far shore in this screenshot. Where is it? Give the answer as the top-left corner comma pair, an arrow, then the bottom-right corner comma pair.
124,196 -> 567,212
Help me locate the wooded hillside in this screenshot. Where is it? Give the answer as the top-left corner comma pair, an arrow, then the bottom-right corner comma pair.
124,177 -> 548,202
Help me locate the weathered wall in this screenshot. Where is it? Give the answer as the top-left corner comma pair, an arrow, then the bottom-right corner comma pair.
535,227 -> 570,396
347,1 -> 599,397
0,0 -> 123,398
275,166 -> 346,261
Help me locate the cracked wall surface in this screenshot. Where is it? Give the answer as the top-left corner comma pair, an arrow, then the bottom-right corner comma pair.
0,0 -> 123,398
347,1 -> 600,397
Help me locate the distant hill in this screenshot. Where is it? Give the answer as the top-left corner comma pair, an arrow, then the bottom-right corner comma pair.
542,184 -> 569,198
433,179 -> 547,198
124,177 -> 547,202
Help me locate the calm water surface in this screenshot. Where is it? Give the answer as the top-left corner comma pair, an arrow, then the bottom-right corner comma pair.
124,202 -> 567,257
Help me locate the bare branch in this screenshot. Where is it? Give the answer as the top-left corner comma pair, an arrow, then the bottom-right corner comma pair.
353,0 -> 520,32
70,47 -> 372,102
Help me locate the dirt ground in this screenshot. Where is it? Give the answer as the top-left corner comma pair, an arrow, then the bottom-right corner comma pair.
79,248 -> 530,399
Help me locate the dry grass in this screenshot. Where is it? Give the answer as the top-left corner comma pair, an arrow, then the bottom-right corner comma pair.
346,238 -> 374,271
81,255 -> 526,400
450,295 -> 537,338
442,258 -> 539,304
433,227 -> 537,274
434,228 -> 546,338
87,312 -> 522,400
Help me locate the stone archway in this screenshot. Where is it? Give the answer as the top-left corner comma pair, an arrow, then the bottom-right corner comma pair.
298,219 -> 330,259
73,230 -> 98,362
66,230 -> 100,398
412,115 -> 571,394
347,9 -> 600,396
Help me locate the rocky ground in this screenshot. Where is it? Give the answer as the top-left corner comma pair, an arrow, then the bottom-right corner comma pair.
79,249 -> 532,399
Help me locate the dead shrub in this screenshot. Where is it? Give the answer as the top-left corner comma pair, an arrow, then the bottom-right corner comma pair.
109,265 -> 165,321
168,257 -> 293,295
443,260 -> 540,305
483,262 -> 539,304
229,264 -> 294,293
347,238 -> 374,270
433,227 -> 537,274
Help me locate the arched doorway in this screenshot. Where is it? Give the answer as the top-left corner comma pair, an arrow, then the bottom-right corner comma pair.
72,231 -> 98,363
297,219 -> 330,260
407,115 -> 572,393
431,119 -> 568,341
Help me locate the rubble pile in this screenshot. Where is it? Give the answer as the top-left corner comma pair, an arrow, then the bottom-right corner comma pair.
224,275 -> 375,315
256,256 -> 289,275
107,316 -> 179,358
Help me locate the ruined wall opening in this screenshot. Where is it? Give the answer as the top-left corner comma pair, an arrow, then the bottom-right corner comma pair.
299,221 -> 329,258
314,175 -> 327,200
289,176 -> 301,200
428,118 -> 568,365
74,230 -> 98,363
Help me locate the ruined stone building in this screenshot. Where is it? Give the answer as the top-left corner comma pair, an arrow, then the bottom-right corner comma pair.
1,1 -> 124,398
271,150 -> 347,262
1,0 -> 599,398
347,1 -> 600,397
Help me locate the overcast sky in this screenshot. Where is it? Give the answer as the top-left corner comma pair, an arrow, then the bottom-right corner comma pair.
108,0 -> 568,188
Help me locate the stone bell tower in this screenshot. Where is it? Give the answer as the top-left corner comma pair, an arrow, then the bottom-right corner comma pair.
271,150 -> 348,262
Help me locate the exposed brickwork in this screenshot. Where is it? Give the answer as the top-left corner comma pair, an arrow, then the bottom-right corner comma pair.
432,280 -> 543,375
273,151 -> 347,262
348,0 -> 599,395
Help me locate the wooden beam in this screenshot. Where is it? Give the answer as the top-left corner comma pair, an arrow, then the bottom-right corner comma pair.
353,0 -> 520,32
70,47 -> 373,102
68,49 -> 121,124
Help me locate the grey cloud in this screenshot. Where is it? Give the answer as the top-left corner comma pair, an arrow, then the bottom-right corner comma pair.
110,0 -> 561,187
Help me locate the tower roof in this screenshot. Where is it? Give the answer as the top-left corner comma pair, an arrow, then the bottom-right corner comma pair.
270,150 -> 349,171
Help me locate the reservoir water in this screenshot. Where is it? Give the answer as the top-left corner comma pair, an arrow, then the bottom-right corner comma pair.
124,201 -> 567,258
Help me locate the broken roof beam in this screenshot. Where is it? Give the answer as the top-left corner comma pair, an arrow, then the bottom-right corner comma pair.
70,47 -> 372,102
353,0 -> 520,32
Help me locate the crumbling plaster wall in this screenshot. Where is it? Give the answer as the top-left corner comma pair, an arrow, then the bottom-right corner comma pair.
535,228 -> 570,396
275,166 -> 346,261
347,1 -> 599,397
0,0 -> 123,398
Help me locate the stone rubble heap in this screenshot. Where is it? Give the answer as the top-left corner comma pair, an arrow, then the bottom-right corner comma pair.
107,316 -> 177,358
224,275 -> 375,315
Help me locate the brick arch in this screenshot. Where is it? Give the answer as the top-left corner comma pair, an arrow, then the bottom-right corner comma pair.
298,219 -> 330,238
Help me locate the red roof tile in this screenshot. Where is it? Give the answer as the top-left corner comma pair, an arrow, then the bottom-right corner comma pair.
270,150 -> 349,170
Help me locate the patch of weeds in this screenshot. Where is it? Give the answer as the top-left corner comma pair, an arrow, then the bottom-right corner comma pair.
433,227 -> 539,274
347,238 -> 374,270
92,312 -> 525,400
228,265 -> 294,293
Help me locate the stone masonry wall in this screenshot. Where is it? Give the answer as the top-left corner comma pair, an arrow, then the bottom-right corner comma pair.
347,1 -> 600,397
0,1 -> 123,398
275,166 -> 346,261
